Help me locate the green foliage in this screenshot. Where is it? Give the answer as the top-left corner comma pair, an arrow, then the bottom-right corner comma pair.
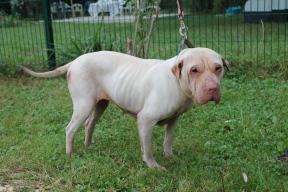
9,0 -> 24,17
55,35 -> 102,64
0,61 -> 20,75
55,33 -> 124,66
54,15 -> 105,64
0,76 -> 288,191
0,10 -> 22,28
54,15 -> 124,66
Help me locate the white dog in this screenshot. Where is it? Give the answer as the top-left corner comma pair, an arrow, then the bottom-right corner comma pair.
21,48 -> 229,169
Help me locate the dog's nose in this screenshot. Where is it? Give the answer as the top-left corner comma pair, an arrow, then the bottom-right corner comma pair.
206,84 -> 218,93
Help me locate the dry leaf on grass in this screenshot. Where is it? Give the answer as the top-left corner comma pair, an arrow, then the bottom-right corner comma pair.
116,159 -> 123,164
225,125 -> 232,131
178,149 -> 181,157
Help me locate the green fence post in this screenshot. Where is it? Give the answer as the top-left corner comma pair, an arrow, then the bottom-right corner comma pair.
42,0 -> 56,70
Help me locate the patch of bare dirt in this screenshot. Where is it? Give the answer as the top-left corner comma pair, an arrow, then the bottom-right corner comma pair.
0,167 -> 46,192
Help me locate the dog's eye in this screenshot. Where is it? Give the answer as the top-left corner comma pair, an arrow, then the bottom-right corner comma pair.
191,69 -> 198,73
216,66 -> 222,72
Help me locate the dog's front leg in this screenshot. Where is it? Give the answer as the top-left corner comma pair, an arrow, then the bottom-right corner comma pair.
137,116 -> 160,168
163,116 -> 180,159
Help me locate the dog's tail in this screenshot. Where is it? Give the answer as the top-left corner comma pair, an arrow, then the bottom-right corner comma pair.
21,62 -> 72,78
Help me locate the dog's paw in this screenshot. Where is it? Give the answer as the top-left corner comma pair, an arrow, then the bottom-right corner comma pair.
150,165 -> 167,172
163,152 -> 177,162
157,166 -> 168,172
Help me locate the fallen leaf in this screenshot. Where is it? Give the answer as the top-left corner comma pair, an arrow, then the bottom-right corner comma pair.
242,172 -> 248,183
178,149 -> 181,156
225,125 -> 232,131
116,159 -> 123,164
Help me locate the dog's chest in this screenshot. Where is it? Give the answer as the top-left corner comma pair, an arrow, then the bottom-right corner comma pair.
156,100 -> 194,126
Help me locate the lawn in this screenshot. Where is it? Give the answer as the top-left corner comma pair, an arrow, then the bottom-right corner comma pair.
0,74 -> 287,191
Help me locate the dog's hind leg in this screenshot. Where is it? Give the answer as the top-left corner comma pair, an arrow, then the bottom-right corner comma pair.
65,99 -> 95,155
84,99 -> 109,146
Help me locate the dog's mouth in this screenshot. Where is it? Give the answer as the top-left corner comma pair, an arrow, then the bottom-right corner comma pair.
210,97 -> 220,104
195,95 -> 221,105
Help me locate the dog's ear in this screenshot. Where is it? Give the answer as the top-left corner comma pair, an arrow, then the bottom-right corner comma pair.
221,57 -> 230,72
171,60 -> 183,79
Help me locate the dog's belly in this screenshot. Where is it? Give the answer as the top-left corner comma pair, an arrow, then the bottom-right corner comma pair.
156,117 -> 177,126
120,109 -> 138,119
108,95 -> 144,118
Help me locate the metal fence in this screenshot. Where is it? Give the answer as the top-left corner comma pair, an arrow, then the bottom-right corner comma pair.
0,0 -> 287,71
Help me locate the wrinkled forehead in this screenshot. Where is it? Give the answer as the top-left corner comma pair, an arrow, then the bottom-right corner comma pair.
178,48 -> 222,67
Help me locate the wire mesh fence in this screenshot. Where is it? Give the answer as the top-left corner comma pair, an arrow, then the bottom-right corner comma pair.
0,0 -> 287,71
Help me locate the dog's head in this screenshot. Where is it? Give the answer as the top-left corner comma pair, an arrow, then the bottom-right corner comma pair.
171,48 -> 229,105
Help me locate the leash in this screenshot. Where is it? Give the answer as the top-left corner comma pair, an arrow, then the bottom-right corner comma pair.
177,0 -> 194,56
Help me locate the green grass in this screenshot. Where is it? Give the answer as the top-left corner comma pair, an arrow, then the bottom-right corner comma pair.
0,74 -> 287,191
1,15 -> 288,76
